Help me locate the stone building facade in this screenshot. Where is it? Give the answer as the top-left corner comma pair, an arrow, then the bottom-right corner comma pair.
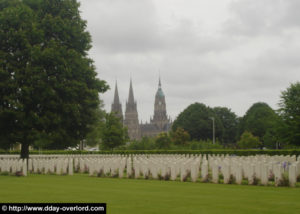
111,78 -> 172,140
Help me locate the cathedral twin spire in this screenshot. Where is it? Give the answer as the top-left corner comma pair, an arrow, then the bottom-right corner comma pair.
112,78 -> 137,112
111,79 -> 139,140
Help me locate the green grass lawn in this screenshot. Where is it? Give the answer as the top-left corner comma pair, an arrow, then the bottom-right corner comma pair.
0,174 -> 299,214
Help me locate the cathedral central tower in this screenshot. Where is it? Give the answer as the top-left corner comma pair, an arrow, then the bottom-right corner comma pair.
151,78 -> 170,130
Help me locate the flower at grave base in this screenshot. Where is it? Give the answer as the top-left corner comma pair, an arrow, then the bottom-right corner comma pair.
15,171 -> 23,177
283,162 -> 287,169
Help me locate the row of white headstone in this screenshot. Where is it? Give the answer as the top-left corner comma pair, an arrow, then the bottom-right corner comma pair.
0,158 -> 73,176
0,154 -> 299,187
207,156 -> 299,186
28,158 -> 74,175
83,154 -> 299,187
0,159 -> 27,176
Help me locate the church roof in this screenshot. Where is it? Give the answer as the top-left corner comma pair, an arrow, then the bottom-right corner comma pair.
140,123 -> 159,132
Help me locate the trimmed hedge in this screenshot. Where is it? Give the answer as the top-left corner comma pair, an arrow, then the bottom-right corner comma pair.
0,149 -> 300,157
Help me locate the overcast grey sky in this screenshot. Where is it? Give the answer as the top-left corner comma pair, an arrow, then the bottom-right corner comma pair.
78,0 -> 300,122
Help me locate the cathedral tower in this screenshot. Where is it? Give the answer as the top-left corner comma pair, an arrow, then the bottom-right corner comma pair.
151,77 -> 170,130
124,79 -> 140,140
111,81 -> 123,123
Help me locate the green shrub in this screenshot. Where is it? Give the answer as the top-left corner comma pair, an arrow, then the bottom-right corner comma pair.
155,133 -> 172,149
238,131 -> 262,149
189,140 -> 223,150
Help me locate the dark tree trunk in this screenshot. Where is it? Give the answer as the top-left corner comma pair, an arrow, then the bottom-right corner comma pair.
20,142 -> 29,159
79,141 -> 83,150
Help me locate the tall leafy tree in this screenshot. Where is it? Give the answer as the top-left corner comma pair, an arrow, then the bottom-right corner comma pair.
279,82 -> 300,146
101,113 -> 128,150
0,0 -> 108,158
213,107 -> 239,145
238,102 -> 279,147
85,103 -> 106,147
172,103 -> 223,141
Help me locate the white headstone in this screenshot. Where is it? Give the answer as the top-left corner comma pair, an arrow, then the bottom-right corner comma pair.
235,164 -> 243,185
180,163 -> 188,182
201,161 -> 208,182
222,163 -> 230,184
22,159 -> 27,176
289,164 -> 297,187
127,159 -> 132,178
134,162 -> 140,179
28,159 -> 32,172
212,162 -> 219,184
248,164 -> 255,185
260,163 -> 269,186
68,159 -> 73,176
274,164 -> 283,186
151,163 -> 158,179
170,164 -> 177,181
56,160 -> 62,175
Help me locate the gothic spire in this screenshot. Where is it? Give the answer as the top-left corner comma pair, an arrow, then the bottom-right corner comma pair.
158,76 -> 161,88
156,76 -> 164,98
113,81 -> 120,104
128,78 -> 135,104
111,80 -> 123,122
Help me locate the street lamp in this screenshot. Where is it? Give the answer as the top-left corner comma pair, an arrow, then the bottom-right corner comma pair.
210,117 -> 215,144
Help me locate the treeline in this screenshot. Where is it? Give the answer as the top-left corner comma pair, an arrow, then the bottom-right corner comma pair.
122,82 -> 300,150
168,82 -> 300,149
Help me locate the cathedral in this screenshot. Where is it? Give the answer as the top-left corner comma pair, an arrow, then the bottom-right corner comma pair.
111,78 -> 172,140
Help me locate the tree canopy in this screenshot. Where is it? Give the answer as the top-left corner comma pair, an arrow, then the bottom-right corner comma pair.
85,103 -> 106,147
213,107 -> 239,145
101,113 -> 128,150
238,102 -> 279,147
172,103 -> 223,141
279,82 -> 300,146
0,0 -> 108,158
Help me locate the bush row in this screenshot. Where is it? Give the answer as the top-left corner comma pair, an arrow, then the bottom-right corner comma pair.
1,149 -> 300,157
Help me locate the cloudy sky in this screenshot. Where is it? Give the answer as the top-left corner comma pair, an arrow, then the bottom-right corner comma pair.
78,0 -> 300,122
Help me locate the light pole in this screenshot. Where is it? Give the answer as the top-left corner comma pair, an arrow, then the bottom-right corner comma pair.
210,117 -> 215,144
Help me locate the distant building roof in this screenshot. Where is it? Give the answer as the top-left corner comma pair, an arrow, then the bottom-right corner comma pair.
140,123 -> 159,132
